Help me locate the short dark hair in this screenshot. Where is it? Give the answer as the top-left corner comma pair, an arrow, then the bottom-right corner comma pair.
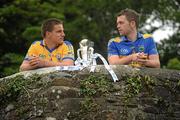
117,8 -> 140,28
41,18 -> 63,38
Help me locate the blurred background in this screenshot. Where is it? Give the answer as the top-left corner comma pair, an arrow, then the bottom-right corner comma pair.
0,0 -> 179,77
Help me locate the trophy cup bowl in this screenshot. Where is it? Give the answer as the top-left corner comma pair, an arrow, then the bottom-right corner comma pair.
79,39 -> 94,62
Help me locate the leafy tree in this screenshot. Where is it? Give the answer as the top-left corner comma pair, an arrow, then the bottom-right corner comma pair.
0,53 -> 23,77
167,58 -> 180,70
158,32 -> 180,66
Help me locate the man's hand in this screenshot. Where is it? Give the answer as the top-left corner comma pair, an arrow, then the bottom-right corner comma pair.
131,53 -> 140,62
130,52 -> 148,67
29,56 -> 46,68
136,52 -> 148,66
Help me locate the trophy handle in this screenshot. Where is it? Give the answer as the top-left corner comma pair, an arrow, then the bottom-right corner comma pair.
88,47 -> 94,60
77,49 -> 81,59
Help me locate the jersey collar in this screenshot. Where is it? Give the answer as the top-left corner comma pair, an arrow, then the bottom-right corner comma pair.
121,32 -> 143,42
40,40 -> 46,46
40,40 -> 62,53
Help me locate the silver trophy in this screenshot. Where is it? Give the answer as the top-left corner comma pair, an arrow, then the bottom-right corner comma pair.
76,39 -> 94,67
75,39 -> 118,82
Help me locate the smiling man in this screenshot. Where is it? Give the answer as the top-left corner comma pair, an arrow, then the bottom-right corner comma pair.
20,18 -> 74,71
108,8 -> 160,68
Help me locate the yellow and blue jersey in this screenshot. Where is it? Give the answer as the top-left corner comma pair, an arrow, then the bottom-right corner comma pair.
24,40 -> 74,62
108,33 -> 158,57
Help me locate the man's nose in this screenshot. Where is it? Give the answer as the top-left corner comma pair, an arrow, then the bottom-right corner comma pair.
62,31 -> 65,37
117,24 -> 120,28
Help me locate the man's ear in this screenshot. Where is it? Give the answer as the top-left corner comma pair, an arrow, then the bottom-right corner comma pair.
46,31 -> 51,38
130,21 -> 136,28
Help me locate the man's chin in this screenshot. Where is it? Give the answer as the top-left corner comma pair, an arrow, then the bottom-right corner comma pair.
59,41 -> 63,45
119,33 -> 124,36
56,41 -> 63,46
59,39 -> 64,43
118,31 -> 123,35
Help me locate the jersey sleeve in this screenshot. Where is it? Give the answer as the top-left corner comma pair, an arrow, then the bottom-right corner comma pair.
62,41 -> 75,61
24,41 -> 39,60
107,38 -> 119,57
147,37 -> 158,55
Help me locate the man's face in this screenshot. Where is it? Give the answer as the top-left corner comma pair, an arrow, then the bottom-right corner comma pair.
47,24 -> 65,45
116,15 -> 133,36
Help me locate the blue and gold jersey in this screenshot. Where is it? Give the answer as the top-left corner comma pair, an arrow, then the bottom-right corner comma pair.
24,40 -> 74,62
108,33 -> 158,57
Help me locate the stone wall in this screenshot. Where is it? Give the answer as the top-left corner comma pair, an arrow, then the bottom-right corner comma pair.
0,65 -> 180,120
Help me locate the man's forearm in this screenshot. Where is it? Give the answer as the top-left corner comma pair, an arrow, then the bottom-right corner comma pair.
117,56 -> 132,64
145,60 -> 160,68
108,55 -> 133,65
144,55 -> 160,68
44,60 -> 74,67
19,63 -> 37,71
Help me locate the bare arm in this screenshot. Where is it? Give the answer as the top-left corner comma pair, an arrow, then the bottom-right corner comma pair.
43,59 -> 74,67
108,53 -> 160,68
108,54 -> 139,65
137,54 -> 160,68
20,57 -> 74,71
19,60 -> 37,71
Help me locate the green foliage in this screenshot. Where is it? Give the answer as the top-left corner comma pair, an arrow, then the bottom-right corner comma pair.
7,75 -> 26,92
80,74 -> 112,97
124,75 -> 155,99
158,32 -> 180,67
80,97 -> 99,112
167,58 -> 180,70
1,53 -> 23,65
22,26 -> 41,45
80,74 -> 112,112
0,74 -> 44,104
0,53 -> 24,77
0,75 -> 25,103
121,75 -> 155,120
125,75 -> 142,98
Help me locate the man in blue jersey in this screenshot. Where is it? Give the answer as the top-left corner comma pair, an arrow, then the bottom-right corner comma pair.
108,8 -> 160,68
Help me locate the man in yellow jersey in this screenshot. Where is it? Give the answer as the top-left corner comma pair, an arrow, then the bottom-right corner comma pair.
20,18 -> 74,71
107,9 -> 160,68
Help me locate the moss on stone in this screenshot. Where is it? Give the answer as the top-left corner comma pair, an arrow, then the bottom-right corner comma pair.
79,74 -> 113,111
